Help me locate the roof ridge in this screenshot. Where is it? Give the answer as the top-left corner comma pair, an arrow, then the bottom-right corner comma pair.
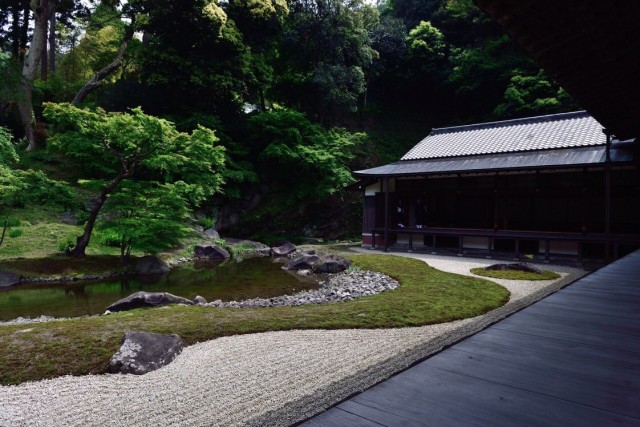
430,110 -> 591,135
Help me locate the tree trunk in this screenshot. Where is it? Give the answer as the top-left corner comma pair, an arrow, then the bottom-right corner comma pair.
68,171 -> 127,257
40,19 -> 48,81
10,1 -> 21,58
71,19 -> 135,106
19,0 -> 54,151
19,3 -> 29,62
48,9 -> 56,73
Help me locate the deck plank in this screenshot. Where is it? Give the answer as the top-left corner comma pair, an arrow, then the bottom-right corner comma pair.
302,249 -> 640,426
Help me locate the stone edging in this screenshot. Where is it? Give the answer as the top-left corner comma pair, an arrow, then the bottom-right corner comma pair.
201,269 -> 399,308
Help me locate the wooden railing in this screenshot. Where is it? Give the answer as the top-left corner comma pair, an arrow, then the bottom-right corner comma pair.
369,227 -> 640,262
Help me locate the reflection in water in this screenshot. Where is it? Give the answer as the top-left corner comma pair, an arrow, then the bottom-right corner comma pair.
0,257 -> 317,321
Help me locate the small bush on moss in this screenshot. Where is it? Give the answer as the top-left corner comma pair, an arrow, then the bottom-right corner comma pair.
8,228 -> 22,238
470,267 -> 560,280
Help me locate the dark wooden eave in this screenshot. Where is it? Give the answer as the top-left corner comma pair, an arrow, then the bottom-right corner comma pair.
474,0 -> 640,140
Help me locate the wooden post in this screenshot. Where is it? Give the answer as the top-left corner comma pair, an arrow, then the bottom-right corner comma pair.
384,178 -> 390,252
604,129 -> 612,260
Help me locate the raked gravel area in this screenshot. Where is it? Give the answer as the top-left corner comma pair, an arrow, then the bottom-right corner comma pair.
0,250 -> 585,427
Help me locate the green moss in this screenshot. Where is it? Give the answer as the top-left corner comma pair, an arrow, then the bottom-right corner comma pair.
470,267 -> 560,280
0,254 -> 509,385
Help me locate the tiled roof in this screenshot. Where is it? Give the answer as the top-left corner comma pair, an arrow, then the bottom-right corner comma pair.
354,143 -> 634,177
401,111 -> 606,161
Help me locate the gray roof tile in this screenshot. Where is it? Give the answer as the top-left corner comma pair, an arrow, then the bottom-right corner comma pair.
401,111 -> 605,160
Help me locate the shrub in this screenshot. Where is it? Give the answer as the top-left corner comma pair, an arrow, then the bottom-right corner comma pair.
8,228 -> 22,238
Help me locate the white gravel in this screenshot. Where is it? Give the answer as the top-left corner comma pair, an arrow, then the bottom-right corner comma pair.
0,250 -> 585,426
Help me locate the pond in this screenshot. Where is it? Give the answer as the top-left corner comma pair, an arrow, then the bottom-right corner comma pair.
0,257 -> 318,321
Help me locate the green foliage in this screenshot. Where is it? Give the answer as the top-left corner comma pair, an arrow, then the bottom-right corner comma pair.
277,0 -> 378,120
9,170 -> 79,210
407,20 -> 447,71
248,109 -> 361,202
0,51 -> 22,104
97,182 -> 191,259
43,102 -> 227,255
0,126 -> 18,167
8,229 -> 22,238
43,103 -> 226,205
494,70 -> 578,118
0,128 -> 77,210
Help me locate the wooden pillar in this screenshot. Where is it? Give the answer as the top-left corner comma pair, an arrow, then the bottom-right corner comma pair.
493,189 -> 499,230
581,168 -> 587,232
384,177 -> 390,252
604,129 -> 612,260
605,165 -> 611,260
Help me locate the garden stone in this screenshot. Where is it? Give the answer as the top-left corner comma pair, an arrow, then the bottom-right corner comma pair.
0,270 -> 20,287
283,254 -> 321,270
313,255 -> 351,274
195,244 -> 230,259
106,291 -> 194,312
109,331 -> 184,375
193,295 -> 208,305
204,228 -> 220,240
484,263 -> 543,274
271,242 -> 296,256
135,256 -> 170,275
225,238 -> 269,250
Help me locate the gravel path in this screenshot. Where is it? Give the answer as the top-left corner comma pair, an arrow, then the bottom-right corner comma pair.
0,250 -> 585,427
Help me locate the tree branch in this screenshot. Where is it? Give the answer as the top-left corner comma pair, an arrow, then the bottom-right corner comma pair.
71,15 -> 137,106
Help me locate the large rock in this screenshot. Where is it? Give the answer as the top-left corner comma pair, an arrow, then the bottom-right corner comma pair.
312,255 -> 352,274
109,331 -> 184,375
106,291 -> 194,312
135,256 -> 170,275
203,228 -> 220,240
283,254 -> 321,271
271,242 -> 296,256
194,244 -> 230,259
0,270 -> 20,287
224,238 -> 269,250
484,263 -> 543,274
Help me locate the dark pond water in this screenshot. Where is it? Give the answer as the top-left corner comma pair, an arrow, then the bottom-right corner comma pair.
0,257 -> 318,321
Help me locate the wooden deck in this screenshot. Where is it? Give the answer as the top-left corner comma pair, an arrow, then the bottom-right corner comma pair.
302,250 -> 640,426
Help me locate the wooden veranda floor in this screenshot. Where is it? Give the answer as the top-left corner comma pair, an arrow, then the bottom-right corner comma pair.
302,250 -> 640,426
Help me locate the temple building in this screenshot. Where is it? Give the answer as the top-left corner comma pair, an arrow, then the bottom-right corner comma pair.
354,111 -> 640,263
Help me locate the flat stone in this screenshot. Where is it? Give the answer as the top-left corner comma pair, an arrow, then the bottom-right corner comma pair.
313,255 -> 352,274
135,256 -> 170,275
106,291 -> 194,313
109,331 -> 184,375
193,295 -> 208,305
204,228 -> 220,240
195,244 -> 230,259
283,254 -> 321,270
224,238 -> 269,250
271,242 -> 296,256
0,270 -> 20,287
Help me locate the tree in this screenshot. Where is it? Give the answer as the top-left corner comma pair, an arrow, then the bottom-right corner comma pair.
494,70 -> 577,118
247,108 -> 361,206
97,181 -> 191,261
71,2 -> 138,105
43,102 -> 226,257
276,0 -> 378,123
18,0 -> 55,151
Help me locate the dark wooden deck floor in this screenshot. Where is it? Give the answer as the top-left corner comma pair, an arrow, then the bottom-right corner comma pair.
302,250 -> 640,427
